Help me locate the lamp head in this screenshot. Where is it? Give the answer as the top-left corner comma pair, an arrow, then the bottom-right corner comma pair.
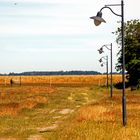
99,58 -> 102,63
101,63 -> 104,67
98,47 -> 104,54
90,11 -> 106,26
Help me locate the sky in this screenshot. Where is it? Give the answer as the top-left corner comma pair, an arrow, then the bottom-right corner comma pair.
0,0 -> 140,74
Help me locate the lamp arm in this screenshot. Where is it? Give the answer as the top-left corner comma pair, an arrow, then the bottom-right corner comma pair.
102,45 -> 111,50
101,61 -> 107,65
100,6 -> 121,17
101,56 -> 108,60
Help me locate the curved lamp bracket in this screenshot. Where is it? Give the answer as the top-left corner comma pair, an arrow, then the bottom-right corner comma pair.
100,6 -> 122,17
102,44 -> 111,50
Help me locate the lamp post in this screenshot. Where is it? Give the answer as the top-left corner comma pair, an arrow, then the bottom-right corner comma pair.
98,43 -> 113,98
90,0 -> 126,126
99,56 -> 109,88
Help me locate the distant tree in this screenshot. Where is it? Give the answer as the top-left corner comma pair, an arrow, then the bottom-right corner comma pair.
114,19 -> 140,88
8,70 -> 101,76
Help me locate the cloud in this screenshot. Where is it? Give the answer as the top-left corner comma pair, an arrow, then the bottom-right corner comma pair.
14,0 -> 93,4
0,22 -> 90,36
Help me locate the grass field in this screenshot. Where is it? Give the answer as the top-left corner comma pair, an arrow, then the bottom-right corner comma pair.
0,75 -> 140,140
0,75 -> 122,86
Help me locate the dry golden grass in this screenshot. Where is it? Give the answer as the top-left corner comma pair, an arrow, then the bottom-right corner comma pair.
76,105 -> 108,122
0,75 -> 122,86
58,89 -> 140,140
0,85 -> 55,117
0,103 -> 19,116
0,95 -> 48,116
0,76 -> 139,139
76,92 -> 140,124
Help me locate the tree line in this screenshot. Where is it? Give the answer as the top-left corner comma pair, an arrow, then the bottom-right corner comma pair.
6,70 -> 102,76
114,19 -> 140,89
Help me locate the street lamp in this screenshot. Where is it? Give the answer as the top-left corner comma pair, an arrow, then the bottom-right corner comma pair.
99,56 -> 109,88
90,0 -> 126,126
98,43 -> 113,98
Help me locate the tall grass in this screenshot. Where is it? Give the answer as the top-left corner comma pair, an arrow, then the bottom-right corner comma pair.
0,75 -> 139,139
0,75 -> 122,86
54,90 -> 140,140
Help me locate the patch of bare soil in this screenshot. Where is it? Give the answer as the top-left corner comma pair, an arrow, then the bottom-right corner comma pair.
59,108 -> 74,115
27,135 -> 45,140
37,124 -> 58,133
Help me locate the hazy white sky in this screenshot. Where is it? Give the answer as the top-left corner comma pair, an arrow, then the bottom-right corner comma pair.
0,0 -> 139,74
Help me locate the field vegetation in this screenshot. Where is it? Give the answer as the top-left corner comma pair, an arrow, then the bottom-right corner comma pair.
0,75 -> 122,86
0,75 -> 140,140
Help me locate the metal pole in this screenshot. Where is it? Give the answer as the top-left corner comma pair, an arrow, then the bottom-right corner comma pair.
121,0 -> 126,126
90,0 -> 126,126
106,56 -> 109,88
110,43 -> 113,98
